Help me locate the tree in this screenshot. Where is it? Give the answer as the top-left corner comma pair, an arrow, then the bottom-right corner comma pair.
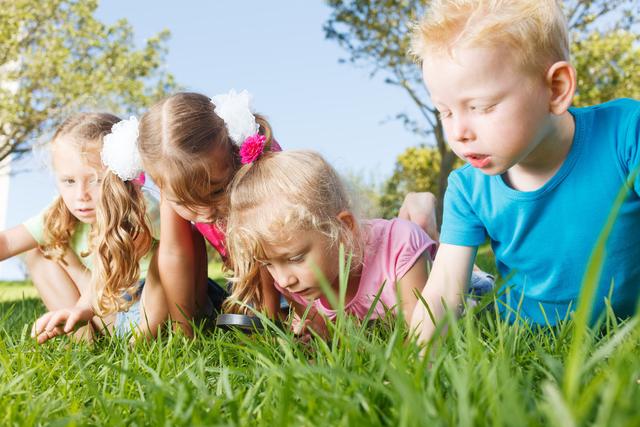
324,0 -> 640,224
0,0 -> 176,164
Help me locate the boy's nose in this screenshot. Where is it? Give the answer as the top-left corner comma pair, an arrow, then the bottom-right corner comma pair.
452,116 -> 474,142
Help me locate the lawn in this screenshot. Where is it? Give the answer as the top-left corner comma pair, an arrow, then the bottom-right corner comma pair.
0,252 -> 638,425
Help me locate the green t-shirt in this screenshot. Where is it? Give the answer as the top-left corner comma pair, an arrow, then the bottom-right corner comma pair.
23,189 -> 161,280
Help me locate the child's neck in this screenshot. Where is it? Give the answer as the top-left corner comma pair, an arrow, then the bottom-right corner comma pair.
504,112 -> 576,192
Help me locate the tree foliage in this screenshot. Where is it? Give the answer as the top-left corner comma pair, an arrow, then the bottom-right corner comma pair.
324,0 -> 640,223
0,0 -> 176,163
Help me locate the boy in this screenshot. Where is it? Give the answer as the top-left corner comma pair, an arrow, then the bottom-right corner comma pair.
409,0 -> 640,343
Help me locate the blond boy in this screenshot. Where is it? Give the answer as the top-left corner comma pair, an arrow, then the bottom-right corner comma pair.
409,0 -> 640,342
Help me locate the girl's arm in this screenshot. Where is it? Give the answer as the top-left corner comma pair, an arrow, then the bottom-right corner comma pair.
0,224 -> 38,261
259,267 -> 282,318
410,243 -> 477,345
58,247 -> 92,296
156,196 -> 202,336
31,291 -> 95,344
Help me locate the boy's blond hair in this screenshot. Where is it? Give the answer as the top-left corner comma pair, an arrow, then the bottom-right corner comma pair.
410,0 -> 570,75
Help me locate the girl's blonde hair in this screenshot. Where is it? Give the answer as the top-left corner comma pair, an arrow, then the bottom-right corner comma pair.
138,92 -> 273,223
44,113 -> 152,315
225,150 -> 363,313
91,171 -> 152,315
410,0 -> 570,75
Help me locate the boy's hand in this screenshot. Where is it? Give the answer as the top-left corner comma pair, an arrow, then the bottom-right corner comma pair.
398,192 -> 440,241
31,305 -> 94,344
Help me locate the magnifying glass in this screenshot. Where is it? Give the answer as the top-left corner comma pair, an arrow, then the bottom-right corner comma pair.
215,313 -> 264,333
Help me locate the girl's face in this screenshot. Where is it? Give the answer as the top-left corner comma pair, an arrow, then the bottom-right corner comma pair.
259,229 -> 341,303
52,137 -> 104,224
163,145 -> 236,223
257,212 -> 357,304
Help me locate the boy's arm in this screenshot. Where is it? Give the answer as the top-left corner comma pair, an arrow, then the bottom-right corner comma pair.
410,243 -> 476,345
0,224 -> 38,261
396,253 -> 432,325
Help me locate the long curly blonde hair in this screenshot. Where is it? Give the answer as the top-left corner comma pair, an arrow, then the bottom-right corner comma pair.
91,172 -> 152,315
225,150 -> 364,314
43,113 -> 153,315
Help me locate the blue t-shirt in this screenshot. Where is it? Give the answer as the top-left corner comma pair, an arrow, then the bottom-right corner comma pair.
440,98 -> 640,325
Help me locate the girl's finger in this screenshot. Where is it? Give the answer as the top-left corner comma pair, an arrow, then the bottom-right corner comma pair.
64,310 -> 86,333
36,328 -> 61,345
32,312 -> 53,337
45,310 -> 69,332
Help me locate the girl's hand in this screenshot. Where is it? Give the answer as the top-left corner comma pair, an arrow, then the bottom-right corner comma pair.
291,307 -> 330,342
31,305 -> 95,344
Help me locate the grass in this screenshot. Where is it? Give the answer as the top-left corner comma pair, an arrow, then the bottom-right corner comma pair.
0,251 -> 638,425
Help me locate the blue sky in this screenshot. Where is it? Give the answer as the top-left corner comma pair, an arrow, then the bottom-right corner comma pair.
2,0 -> 426,279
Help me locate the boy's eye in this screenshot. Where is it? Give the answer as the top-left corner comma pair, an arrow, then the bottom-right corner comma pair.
437,110 -> 452,119
63,179 -> 75,185
471,104 -> 496,113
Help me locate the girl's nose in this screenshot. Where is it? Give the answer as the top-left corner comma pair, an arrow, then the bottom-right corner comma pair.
275,267 -> 297,288
77,183 -> 91,201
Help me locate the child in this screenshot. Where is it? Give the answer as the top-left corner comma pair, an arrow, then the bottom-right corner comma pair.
226,149 -> 437,334
408,0 -> 640,344
5,113 -> 168,342
136,91 -> 443,327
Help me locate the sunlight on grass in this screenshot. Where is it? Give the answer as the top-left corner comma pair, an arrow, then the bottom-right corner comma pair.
0,281 -> 38,302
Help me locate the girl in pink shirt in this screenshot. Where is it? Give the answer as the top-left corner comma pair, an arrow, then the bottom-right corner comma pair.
226,150 -> 437,336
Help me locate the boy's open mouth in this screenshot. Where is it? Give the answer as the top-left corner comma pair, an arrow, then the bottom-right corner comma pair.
465,153 -> 490,168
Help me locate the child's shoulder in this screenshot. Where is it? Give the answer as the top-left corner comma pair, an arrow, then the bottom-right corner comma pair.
573,98 -> 640,120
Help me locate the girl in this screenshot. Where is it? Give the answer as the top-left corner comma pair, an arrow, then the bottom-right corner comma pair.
3,113 -> 172,342
135,90 -> 442,332
226,149 -> 438,336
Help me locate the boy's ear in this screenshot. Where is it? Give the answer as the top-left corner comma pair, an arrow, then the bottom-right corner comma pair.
545,61 -> 576,115
336,210 -> 357,233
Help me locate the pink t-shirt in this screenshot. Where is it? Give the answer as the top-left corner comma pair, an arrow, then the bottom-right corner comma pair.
277,218 -> 437,321
195,139 -> 283,258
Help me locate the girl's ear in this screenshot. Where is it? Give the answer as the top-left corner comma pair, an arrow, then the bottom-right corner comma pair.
336,210 -> 357,233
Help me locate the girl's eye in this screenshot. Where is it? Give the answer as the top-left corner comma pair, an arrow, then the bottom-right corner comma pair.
210,188 -> 225,197
63,179 -> 75,185
438,110 -> 452,119
288,255 -> 305,263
